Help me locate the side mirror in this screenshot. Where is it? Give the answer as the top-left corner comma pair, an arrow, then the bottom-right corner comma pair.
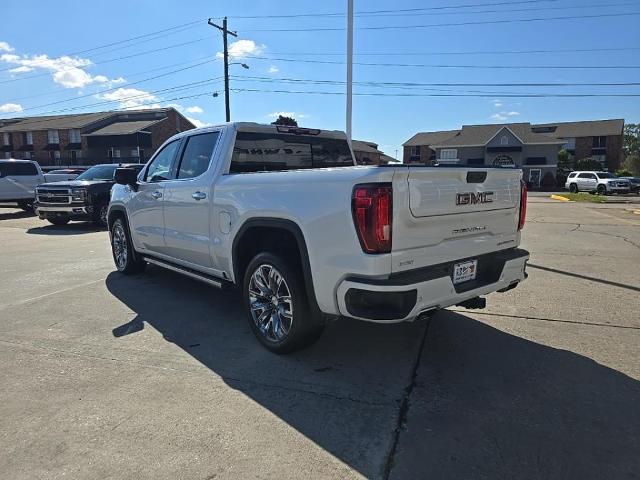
114,168 -> 139,187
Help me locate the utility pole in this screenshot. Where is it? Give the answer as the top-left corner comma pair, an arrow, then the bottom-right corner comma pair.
208,17 -> 237,122
346,0 -> 353,145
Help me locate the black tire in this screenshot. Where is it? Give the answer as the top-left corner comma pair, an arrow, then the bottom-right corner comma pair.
48,215 -> 70,226
243,252 -> 323,353
17,200 -> 32,211
569,183 -> 578,193
597,184 -> 607,195
93,201 -> 109,228
111,217 -> 146,274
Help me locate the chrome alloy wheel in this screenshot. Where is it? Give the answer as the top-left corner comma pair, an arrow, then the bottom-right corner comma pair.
112,222 -> 128,271
248,264 -> 293,342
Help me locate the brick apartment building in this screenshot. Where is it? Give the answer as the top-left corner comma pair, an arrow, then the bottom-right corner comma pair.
403,119 -> 625,186
0,108 -> 195,166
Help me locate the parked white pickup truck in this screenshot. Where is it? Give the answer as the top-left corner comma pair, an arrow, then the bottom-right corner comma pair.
108,123 -> 529,352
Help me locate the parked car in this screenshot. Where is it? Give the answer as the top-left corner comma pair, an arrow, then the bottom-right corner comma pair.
35,163 -> 144,227
619,177 -> 640,193
108,123 -> 529,353
43,168 -> 85,183
564,171 -> 631,195
0,159 -> 45,210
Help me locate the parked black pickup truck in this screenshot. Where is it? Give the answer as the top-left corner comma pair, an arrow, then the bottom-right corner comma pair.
35,163 -> 144,227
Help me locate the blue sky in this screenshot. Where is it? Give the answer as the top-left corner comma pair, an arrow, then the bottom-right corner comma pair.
1,0 -> 639,158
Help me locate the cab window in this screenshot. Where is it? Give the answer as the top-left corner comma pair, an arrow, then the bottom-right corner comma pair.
176,132 -> 220,179
145,140 -> 180,182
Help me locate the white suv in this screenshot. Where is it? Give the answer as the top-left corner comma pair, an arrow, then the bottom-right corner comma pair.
0,159 -> 45,210
565,171 -> 631,195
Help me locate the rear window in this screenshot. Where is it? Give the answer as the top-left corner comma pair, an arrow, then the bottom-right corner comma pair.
0,162 -> 38,176
230,131 -> 353,173
568,172 -> 577,178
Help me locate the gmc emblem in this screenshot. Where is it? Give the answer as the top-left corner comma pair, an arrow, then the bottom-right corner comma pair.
456,192 -> 494,205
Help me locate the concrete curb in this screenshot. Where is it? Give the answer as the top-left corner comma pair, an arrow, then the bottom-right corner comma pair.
550,195 -> 571,202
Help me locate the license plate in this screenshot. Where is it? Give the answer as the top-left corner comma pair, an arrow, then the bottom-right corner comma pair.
453,259 -> 478,284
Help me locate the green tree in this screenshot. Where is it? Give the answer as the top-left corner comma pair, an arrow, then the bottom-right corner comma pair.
271,115 -> 298,127
555,148 -> 573,185
621,154 -> 640,176
623,123 -> 639,158
576,157 -> 605,171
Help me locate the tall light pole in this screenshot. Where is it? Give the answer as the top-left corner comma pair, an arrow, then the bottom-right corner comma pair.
346,0 -> 353,145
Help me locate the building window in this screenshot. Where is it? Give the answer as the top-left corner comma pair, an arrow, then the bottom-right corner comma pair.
2,132 -> 9,145
47,130 -> 60,144
493,154 -> 515,167
440,149 -> 458,160
500,135 -> 509,145
592,154 -> 606,165
24,151 -> 31,160
525,157 -> 546,165
593,136 -> 607,148
25,131 -> 33,145
69,129 -> 81,143
70,150 -> 82,162
409,146 -> 420,160
3,152 -> 10,159
563,137 -> 575,150
49,150 -> 61,164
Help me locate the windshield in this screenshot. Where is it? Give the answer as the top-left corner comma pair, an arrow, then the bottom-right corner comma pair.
595,172 -> 615,179
75,165 -> 117,181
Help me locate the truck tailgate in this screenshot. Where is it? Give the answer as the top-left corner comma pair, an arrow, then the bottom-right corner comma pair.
392,167 -> 523,273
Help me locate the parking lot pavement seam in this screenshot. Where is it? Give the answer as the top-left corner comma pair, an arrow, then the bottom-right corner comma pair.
0,336 -> 394,408
383,318 -> 431,480
0,278 -> 107,311
449,309 -> 640,330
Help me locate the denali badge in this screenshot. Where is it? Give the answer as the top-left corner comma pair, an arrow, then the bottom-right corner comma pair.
456,191 -> 494,205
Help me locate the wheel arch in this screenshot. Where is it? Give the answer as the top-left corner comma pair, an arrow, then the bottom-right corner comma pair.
107,205 -> 142,263
232,217 -> 320,316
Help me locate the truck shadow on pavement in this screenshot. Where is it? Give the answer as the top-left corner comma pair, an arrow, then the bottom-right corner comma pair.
106,267 -> 640,480
26,222 -> 104,235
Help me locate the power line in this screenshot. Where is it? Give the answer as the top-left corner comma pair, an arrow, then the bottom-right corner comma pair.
233,1 -> 637,19
0,35 -> 215,83
243,12 -> 640,32
231,87 -> 640,98
14,58 -> 219,113
0,81 -> 223,125
230,0 -> 560,18
266,46 -> 640,56
0,20 -> 206,74
231,75 -> 640,88
244,55 -> 640,69
2,55 -> 217,103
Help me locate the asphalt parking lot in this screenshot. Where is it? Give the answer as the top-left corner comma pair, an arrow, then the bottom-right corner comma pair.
0,198 -> 638,480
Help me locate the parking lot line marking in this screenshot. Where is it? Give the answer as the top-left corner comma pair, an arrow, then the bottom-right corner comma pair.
1,278 -> 105,310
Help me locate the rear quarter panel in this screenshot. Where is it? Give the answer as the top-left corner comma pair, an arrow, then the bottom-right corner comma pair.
213,166 -> 396,314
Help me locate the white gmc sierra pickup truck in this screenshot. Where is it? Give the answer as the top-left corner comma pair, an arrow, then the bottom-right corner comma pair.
108,122 -> 529,353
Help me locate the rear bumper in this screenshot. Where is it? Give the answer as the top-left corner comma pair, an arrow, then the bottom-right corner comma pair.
336,248 -> 529,323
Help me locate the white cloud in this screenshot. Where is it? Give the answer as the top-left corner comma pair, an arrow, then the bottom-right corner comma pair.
217,39 -> 265,59
0,49 -> 125,89
268,65 -> 279,74
267,111 -> 308,119
0,103 -> 23,113
491,99 -> 503,108
9,65 -> 33,74
96,87 -> 159,109
0,41 -> 14,53
185,105 -> 203,114
489,110 -> 520,122
187,116 -> 211,128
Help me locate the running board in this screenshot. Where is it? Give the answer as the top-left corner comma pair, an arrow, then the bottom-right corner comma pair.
143,256 -> 223,289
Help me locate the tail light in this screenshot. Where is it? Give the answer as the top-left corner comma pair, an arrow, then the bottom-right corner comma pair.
518,180 -> 527,230
352,183 -> 392,253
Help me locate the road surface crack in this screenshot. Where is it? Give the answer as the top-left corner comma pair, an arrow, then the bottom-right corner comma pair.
383,318 -> 431,480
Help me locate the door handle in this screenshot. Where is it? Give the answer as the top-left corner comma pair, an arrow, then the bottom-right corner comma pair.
192,191 -> 207,201
151,190 -> 163,199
